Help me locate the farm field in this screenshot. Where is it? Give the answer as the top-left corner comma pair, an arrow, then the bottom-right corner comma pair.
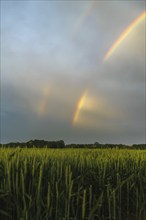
0,148 -> 146,220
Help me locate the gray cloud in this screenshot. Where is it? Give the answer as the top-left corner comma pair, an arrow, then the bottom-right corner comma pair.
1,1 -> 145,144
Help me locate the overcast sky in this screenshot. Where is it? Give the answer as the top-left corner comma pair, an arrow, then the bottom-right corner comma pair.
1,0 -> 145,144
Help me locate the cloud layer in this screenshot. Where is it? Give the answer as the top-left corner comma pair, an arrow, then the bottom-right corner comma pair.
1,1 -> 145,144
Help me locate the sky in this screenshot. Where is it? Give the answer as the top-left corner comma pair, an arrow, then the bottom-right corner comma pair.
1,0 -> 145,144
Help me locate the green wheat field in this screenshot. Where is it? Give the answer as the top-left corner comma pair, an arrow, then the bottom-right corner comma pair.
0,148 -> 146,220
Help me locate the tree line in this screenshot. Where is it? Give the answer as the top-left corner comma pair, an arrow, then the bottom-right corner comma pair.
0,139 -> 146,149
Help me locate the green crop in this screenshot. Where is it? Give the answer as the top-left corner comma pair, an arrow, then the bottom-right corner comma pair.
0,148 -> 146,220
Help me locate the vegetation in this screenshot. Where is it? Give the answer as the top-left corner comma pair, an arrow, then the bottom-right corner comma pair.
0,140 -> 65,149
0,139 -> 146,149
0,148 -> 146,220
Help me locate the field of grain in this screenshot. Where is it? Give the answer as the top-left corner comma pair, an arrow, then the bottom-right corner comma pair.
0,148 -> 146,220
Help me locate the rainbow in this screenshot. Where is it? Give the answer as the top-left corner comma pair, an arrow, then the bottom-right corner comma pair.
104,11 -> 146,61
38,87 -> 50,116
73,91 -> 88,125
71,2 -> 96,38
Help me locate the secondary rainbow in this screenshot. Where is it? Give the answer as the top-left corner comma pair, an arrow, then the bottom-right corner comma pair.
71,2 -> 96,38
38,87 -> 50,116
104,11 -> 146,61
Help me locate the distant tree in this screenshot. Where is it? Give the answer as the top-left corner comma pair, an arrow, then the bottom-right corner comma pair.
94,142 -> 100,146
57,140 -> 65,148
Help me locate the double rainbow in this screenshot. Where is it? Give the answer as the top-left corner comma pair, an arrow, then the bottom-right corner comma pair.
72,11 -> 146,125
